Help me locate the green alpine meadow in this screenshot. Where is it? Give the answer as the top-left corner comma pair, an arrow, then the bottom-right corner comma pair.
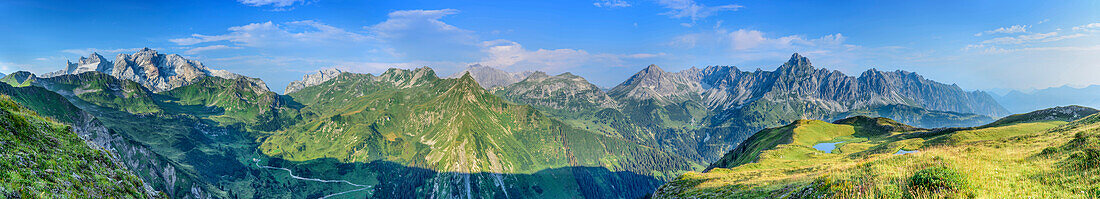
3,1 -> 1100,198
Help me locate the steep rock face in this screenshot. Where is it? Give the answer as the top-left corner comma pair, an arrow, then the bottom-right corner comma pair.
493,71 -> 618,111
608,65 -> 705,104
447,64 -> 533,89
44,48 -> 269,93
613,53 -> 1009,117
284,68 -> 342,94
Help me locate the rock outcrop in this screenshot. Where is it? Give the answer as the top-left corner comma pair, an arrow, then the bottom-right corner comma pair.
284,68 -> 342,94
493,71 -> 618,111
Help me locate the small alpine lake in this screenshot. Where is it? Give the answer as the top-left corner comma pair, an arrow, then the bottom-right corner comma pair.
812,141 -> 845,153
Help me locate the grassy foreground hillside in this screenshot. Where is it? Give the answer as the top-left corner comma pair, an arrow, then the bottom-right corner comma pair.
654,106 -> 1100,198
0,95 -> 155,198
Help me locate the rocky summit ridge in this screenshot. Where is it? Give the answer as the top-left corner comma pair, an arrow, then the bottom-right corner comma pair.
611,53 -> 1009,117
44,47 -> 268,93
284,68 -> 342,94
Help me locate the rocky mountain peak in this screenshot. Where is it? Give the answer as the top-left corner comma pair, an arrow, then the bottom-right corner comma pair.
62,52 -> 113,75
46,48 -> 267,93
285,68 -> 343,94
643,64 -> 665,74
610,64 -> 707,103
777,53 -> 814,73
445,72 -> 488,97
524,71 -> 551,82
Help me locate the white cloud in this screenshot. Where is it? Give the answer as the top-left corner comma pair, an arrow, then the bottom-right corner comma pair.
656,0 -> 742,22
61,47 -> 148,56
166,8 -> 663,88
367,9 -> 481,61
0,61 -> 31,73
594,0 -> 631,8
974,25 -> 1028,36
673,29 -> 849,52
238,0 -> 305,7
478,39 -> 660,72
184,45 -> 242,55
1073,22 -> 1100,32
979,32 -> 1084,45
34,58 -> 49,61
171,20 -> 371,48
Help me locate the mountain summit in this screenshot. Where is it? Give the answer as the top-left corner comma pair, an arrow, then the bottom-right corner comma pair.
45,48 -> 268,92
611,53 -> 1008,117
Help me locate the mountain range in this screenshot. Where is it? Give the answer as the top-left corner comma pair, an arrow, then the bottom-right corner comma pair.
994,85 -> 1100,114
0,49 -> 1029,198
487,53 -> 1006,164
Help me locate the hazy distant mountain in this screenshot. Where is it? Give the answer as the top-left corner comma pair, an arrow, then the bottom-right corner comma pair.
43,47 -> 268,93
994,85 -> 1100,113
447,64 -> 533,89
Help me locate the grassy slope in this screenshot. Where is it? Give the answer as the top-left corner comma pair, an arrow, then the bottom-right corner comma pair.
0,95 -> 153,198
264,69 -> 701,198
29,72 -> 320,198
655,109 -> 1100,198
37,72 -> 162,114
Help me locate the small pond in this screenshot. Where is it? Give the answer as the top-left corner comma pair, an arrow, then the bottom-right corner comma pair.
894,149 -> 919,155
812,141 -> 844,153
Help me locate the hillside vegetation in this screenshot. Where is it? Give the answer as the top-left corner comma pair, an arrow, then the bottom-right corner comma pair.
654,106 -> 1100,198
0,95 -> 155,198
264,68 -> 701,198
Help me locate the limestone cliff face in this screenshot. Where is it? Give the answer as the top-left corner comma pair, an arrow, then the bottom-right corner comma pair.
493,71 -> 618,111
45,48 -> 268,93
284,68 -> 342,94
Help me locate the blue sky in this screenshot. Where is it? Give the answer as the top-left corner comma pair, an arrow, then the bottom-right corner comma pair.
1,0 -> 1099,94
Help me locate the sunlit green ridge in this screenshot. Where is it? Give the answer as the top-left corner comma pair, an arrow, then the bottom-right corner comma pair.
654,106 -> 1100,198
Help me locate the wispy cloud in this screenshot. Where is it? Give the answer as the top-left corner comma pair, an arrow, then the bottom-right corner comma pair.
478,40 -> 660,72
1073,22 -> 1100,32
965,22 -> 1097,54
238,0 -> 306,7
974,25 -> 1028,36
366,9 -> 480,61
184,45 -> 242,55
671,29 -> 850,52
61,47 -> 148,56
656,0 -> 742,25
979,32 -> 1084,45
167,9 -> 662,78
594,0 -> 631,8
171,20 -> 371,47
